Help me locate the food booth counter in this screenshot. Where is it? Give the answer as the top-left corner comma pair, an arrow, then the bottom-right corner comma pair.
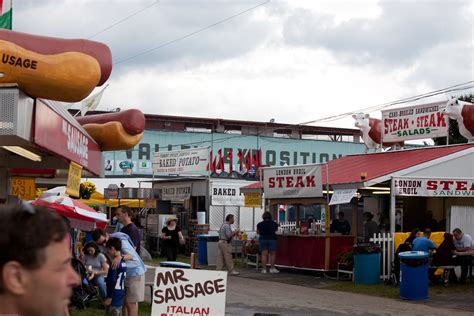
261,164 -> 357,271
276,233 -> 354,270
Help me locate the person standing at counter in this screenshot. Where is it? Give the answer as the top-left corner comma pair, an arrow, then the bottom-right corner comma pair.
363,212 -> 379,242
257,211 -> 279,274
330,211 -> 350,235
217,214 -> 240,275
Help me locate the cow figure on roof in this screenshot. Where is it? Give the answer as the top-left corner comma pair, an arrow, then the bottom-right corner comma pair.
441,98 -> 474,143
352,113 -> 404,151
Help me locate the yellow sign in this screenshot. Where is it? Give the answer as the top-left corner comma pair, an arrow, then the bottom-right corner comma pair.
244,192 -> 261,208
144,199 -> 157,208
11,177 -> 36,200
66,161 -> 83,197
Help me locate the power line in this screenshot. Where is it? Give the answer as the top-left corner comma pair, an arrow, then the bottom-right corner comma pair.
113,0 -> 270,65
118,81 -> 474,151
299,81 -> 474,124
88,0 -> 160,39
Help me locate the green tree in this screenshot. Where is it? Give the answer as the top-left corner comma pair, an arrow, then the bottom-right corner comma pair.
433,94 -> 473,145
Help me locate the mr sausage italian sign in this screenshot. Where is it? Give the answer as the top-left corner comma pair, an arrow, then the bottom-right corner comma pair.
151,268 -> 227,316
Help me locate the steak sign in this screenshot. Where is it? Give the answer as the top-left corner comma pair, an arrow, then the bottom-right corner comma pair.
263,164 -> 323,199
394,177 -> 474,197
382,102 -> 448,142
151,268 -> 227,316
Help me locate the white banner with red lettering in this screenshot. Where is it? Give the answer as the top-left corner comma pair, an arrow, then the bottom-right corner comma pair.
382,102 -> 448,142
151,267 -> 227,316
393,177 -> 474,197
263,164 -> 323,199
153,147 -> 210,174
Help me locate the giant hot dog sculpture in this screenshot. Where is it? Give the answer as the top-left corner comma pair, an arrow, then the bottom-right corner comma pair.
76,109 -> 146,151
0,29 -> 112,102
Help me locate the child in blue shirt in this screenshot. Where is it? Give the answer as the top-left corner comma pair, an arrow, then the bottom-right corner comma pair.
104,237 -> 127,316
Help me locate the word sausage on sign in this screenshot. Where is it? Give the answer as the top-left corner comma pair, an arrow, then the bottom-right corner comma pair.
151,268 -> 227,316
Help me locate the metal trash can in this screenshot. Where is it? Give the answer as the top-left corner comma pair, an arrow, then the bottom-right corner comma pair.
399,251 -> 429,300
206,236 -> 219,266
197,234 -> 210,265
160,261 -> 191,269
353,243 -> 381,285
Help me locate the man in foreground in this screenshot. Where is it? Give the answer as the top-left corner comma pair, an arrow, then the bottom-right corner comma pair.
0,203 -> 80,316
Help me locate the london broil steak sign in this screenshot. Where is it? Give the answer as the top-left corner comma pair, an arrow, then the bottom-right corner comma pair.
394,177 -> 474,197
263,164 -> 323,199
151,268 -> 227,316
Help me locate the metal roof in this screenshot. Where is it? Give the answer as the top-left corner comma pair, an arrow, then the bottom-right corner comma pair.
324,144 -> 474,185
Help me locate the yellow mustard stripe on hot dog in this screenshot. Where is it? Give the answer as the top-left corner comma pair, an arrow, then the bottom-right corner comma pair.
83,122 -> 143,151
0,39 -> 101,102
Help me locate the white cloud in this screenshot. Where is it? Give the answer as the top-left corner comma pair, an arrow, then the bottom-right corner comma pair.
11,0 -> 474,129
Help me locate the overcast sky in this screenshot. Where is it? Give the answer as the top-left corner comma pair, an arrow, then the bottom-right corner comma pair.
13,0 -> 474,128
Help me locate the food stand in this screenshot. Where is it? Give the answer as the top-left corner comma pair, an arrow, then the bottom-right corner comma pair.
261,163 -> 355,271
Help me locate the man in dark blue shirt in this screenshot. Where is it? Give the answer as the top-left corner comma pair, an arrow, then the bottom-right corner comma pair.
105,237 -> 127,316
116,206 -> 141,255
257,211 -> 279,274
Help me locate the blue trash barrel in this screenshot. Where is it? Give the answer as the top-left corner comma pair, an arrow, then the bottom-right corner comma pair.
399,251 -> 429,300
353,243 -> 381,285
197,234 -> 210,265
160,261 -> 191,269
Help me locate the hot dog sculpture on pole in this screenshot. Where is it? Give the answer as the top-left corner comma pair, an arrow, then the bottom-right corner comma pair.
0,29 -> 145,151
75,109 -> 145,151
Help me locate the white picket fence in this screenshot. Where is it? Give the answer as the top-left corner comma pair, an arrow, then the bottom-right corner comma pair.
369,233 -> 394,280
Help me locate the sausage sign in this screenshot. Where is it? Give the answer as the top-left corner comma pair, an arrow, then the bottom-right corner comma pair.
382,102 -> 448,142
151,268 -> 227,316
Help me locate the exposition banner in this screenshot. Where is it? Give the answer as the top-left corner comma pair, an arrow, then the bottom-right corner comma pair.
393,177 -> 474,197
382,102 -> 448,142
262,164 -> 323,199
211,182 -> 245,206
153,147 -> 209,174
158,183 -> 192,201
151,268 -> 227,316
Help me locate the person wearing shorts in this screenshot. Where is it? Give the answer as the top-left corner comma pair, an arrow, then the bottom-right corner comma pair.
93,229 -> 146,316
257,211 -> 279,274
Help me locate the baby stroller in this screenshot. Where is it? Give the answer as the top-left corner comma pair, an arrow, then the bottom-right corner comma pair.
388,243 -> 412,287
70,257 -> 98,309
